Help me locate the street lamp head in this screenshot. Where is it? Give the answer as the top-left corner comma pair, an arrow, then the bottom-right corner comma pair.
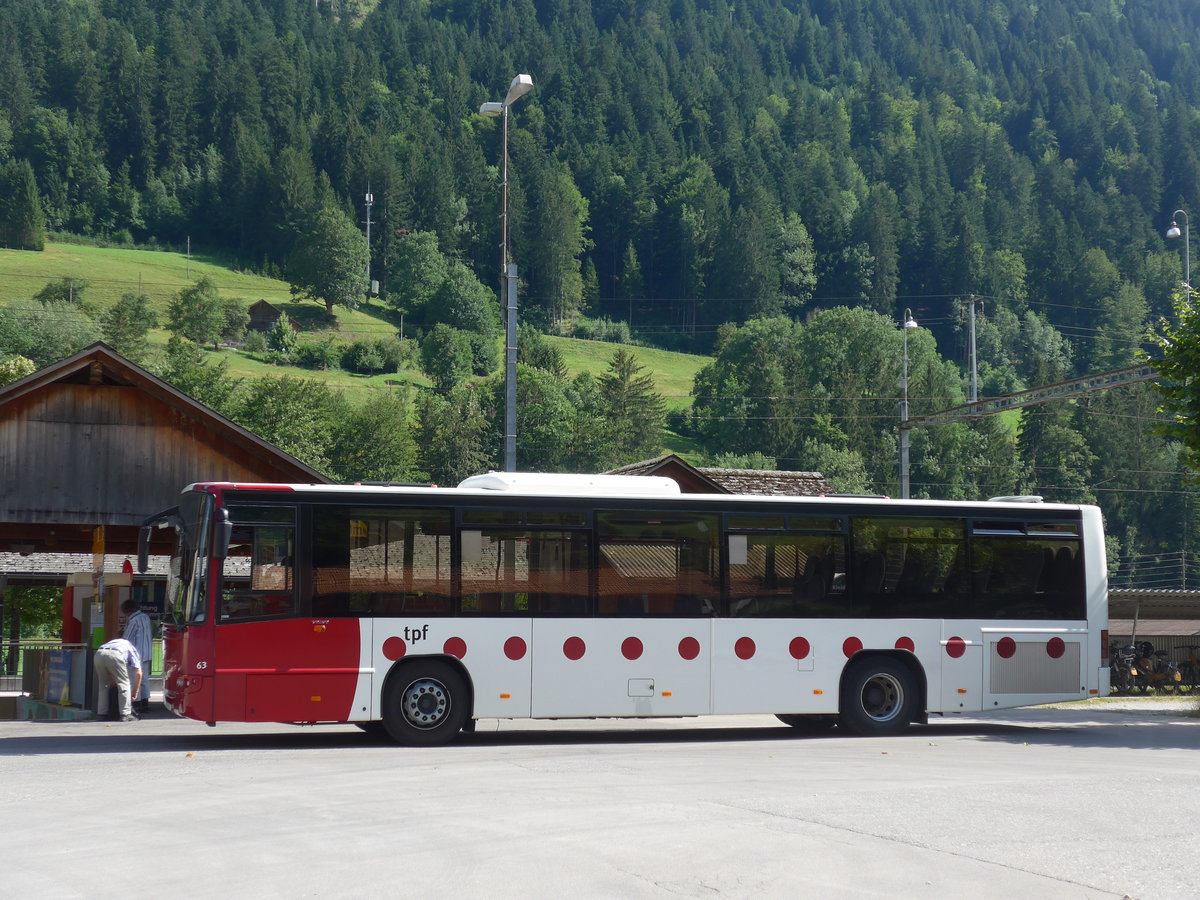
903,309 -> 918,330
1167,221 -> 1182,240
505,73 -> 534,106
479,101 -> 503,117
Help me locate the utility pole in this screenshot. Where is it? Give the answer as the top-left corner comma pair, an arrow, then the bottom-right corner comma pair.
967,295 -> 979,403
364,190 -> 374,300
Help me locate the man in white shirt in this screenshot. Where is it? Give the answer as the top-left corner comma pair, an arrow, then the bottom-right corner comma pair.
94,637 -> 142,722
121,599 -> 153,714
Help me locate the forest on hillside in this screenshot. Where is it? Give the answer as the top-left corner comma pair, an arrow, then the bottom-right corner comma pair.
3,0 -> 1200,585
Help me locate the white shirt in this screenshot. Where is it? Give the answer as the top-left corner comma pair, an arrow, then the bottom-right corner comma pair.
122,609 -> 153,665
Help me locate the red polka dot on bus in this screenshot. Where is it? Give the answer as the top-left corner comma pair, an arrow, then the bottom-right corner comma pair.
735,637 -> 756,660
946,636 -> 966,658
678,637 -> 700,660
895,636 -> 915,652
443,637 -> 467,659
789,636 -> 811,660
842,636 -> 863,658
563,636 -> 586,660
1046,637 -> 1066,659
503,636 -> 527,660
621,637 -> 643,660
382,636 -> 407,661
997,637 -> 1017,659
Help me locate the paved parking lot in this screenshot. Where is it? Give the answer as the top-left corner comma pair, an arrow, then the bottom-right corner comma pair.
2,700 -> 1198,899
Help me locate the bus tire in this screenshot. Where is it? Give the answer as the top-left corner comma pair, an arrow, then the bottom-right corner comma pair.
775,714 -> 837,732
382,661 -> 469,746
355,722 -> 389,739
838,656 -> 918,737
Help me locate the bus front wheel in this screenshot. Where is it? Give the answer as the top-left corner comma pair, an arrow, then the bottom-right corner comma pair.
383,661 -> 469,746
839,656 -> 918,737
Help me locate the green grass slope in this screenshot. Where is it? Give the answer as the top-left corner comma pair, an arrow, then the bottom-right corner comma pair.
1,243 -> 708,411
545,335 -> 707,411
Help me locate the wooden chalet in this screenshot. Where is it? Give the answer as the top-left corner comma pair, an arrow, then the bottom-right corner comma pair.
247,299 -> 286,333
607,454 -> 834,496
0,342 -> 330,574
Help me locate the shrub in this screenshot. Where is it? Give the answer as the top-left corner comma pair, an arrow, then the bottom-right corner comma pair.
242,330 -> 268,354
570,316 -> 632,343
343,340 -> 387,374
295,338 -> 341,370
466,332 -> 500,376
375,336 -> 411,373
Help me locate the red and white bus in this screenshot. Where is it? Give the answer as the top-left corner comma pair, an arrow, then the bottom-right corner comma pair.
138,472 -> 1109,744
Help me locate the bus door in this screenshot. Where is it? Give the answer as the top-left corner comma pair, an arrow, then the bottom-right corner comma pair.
531,618 -> 712,718
972,521 -> 1090,708
717,517 -> 848,715
215,505 -> 361,723
148,498 -> 218,722
528,512 -> 718,718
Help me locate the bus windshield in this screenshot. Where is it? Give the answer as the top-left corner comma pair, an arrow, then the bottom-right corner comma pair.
163,491 -> 213,627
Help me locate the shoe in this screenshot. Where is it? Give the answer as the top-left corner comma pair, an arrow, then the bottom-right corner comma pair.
120,714 -> 138,722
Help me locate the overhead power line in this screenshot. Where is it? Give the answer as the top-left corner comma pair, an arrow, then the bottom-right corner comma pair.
903,364 -> 1158,430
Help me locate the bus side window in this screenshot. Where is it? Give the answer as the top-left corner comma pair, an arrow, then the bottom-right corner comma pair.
851,517 -> 965,618
311,507 -> 452,617
971,534 -> 1084,619
727,533 -> 849,618
460,528 -> 590,616
221,508 -> 296,620
596,513 -> 719,616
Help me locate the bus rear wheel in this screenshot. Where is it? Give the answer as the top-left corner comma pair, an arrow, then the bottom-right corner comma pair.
839,656 -> 918,737
383,661 -> 469,746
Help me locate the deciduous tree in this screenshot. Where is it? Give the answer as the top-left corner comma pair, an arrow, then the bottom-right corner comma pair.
286,205 -> 369,315
167,276 -> 225,349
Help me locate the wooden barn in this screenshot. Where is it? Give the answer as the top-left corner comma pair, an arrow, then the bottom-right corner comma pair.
247,299 -> 284,333
0,341 -> 330,565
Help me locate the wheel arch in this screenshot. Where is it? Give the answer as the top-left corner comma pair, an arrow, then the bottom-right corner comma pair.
381,653 -> 476,721
839,650 -> 929,725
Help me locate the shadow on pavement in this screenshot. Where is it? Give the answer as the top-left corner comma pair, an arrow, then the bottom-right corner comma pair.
2,705 -> 1196,756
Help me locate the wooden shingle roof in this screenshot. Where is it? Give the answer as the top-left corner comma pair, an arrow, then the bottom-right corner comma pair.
606,454 -> 833,496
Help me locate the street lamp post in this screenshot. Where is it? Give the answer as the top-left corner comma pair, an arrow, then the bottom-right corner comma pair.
899,308 -> 919,499
480,74 -> 534,473
1167,209 -> 1190,302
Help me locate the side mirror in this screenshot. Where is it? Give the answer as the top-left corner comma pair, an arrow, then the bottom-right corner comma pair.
214,507 -> 233,560
138,507 -> 179,573
137,526 -> 151,574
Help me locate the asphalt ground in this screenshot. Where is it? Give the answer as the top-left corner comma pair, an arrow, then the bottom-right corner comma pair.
2,697 -> 1197,899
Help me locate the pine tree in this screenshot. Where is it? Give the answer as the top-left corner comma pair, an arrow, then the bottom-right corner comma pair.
0,159 -> 46,251
100,292 -> 158,362
597,348 -> 665,460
